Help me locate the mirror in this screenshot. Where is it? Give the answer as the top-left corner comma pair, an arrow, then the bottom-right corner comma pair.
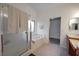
69,18 -> 79,30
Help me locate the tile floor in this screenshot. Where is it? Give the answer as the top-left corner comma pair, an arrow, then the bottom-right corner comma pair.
33,43 -> 69,56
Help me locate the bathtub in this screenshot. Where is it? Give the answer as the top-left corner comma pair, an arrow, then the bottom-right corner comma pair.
31,34 -> 48,53
32,34 -> 44,42
22,34 -> 49,56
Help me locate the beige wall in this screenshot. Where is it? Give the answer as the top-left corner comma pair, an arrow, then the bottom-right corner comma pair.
9,4 -> 37,18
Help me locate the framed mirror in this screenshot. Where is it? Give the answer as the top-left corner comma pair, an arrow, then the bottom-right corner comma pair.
69,18 -> 79,30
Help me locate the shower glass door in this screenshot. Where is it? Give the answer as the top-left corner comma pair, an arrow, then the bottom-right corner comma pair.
0,4 -> 29,56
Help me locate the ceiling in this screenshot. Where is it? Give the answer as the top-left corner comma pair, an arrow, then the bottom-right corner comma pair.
28,3 -> 79,13
9,3 -> 79,14
9,3 -> 79,18
28,3 -> 62,12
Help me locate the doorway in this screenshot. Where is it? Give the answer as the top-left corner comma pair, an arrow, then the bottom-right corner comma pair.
49,17 -> 61,44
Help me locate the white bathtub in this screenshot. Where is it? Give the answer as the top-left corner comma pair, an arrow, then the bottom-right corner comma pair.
22,34 -> 48,56
32,34 -> 44,42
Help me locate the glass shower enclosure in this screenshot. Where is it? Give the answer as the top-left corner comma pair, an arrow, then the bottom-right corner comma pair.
0,4 -> 30,56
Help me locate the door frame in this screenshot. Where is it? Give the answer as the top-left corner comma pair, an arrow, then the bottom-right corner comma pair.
49,17 -> 61,42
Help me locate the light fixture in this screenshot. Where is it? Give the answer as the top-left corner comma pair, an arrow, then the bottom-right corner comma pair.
69,18 -> 76,25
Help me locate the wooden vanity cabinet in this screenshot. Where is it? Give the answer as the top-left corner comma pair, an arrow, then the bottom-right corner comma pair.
67,35 -> 79,56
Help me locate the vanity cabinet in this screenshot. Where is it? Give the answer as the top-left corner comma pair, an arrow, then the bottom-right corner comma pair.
67,35 -> 79,56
